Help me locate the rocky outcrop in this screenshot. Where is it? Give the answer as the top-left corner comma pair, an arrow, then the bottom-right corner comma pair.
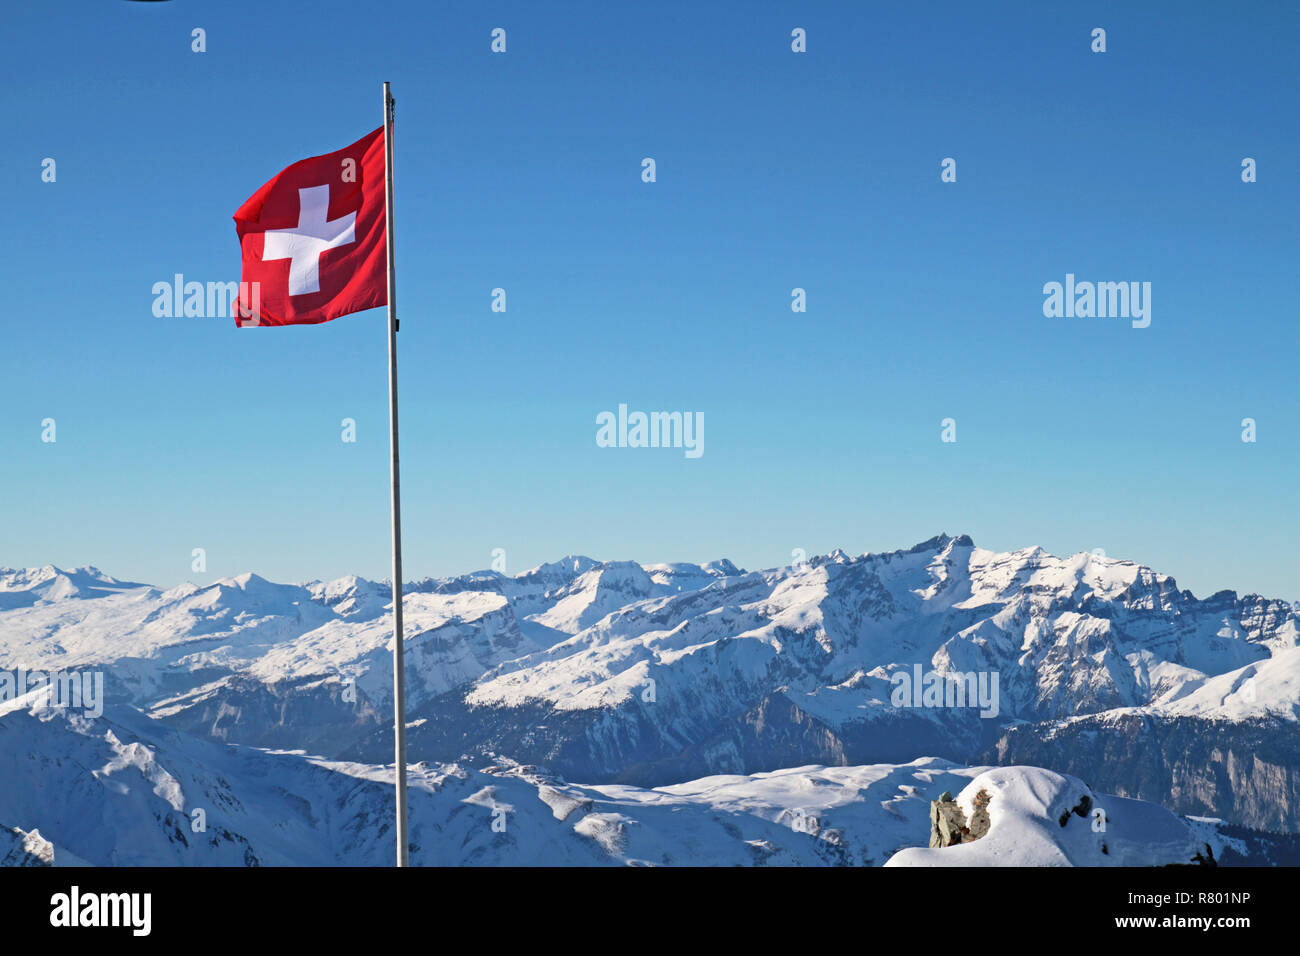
929,789 -> 991,847
1,825 -> 53,866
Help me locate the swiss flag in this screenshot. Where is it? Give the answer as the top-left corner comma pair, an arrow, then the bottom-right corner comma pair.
232,127 -> 387,327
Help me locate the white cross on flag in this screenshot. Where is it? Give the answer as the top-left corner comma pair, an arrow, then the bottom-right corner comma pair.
231,127 -> 387,326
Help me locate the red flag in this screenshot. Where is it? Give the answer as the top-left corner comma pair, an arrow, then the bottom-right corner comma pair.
232,127 -> 387,327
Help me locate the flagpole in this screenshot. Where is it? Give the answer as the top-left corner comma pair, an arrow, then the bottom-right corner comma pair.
382,80 -> 409,868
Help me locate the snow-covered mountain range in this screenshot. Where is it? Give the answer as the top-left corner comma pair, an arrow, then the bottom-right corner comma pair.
1,534 -> 1297,864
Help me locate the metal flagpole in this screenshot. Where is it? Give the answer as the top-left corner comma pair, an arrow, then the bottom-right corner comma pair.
382,80 -> 409,868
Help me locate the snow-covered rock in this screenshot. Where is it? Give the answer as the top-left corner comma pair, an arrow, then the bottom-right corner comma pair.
885,766 -> 1218,867
0,825 -> 53,866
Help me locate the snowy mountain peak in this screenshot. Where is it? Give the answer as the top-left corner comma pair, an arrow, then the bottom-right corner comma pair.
906,533 -> 957,554
519,555 -> 600,579
0,564 -> 141,609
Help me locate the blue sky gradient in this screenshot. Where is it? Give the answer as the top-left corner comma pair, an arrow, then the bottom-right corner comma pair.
2,0 -> 1296,599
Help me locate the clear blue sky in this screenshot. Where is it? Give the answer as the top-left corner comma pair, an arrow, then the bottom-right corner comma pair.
2,0 -> 1296,600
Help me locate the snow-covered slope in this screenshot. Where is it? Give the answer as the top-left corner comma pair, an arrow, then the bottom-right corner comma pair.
0,689 -> 1237,867
1150,644 -> 1300,721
